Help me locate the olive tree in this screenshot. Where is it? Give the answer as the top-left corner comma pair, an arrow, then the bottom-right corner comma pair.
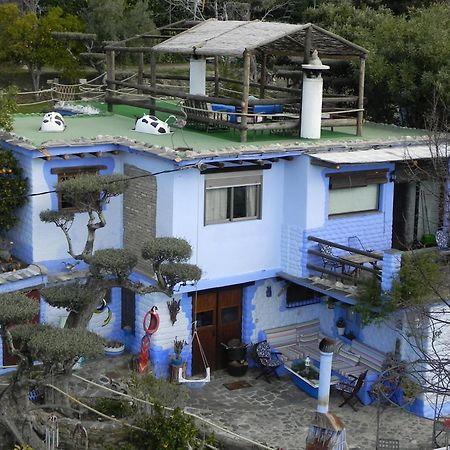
39,172 -> 201,329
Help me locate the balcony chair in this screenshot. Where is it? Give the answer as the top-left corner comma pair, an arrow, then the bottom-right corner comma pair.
318,243 -> 346,279
254,340 -> 283,383
333,370 -> 368,411
347,235 -> 372,253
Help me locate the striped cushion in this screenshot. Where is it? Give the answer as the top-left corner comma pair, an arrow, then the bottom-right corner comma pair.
265,325 -> 298,348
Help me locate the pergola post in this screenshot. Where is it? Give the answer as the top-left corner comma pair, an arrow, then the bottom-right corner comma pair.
240,50 -> 251,143
259,52 -> 267,99
150,51 -> 156,115
214,56 -> 220,97
137,52 -> 144,94
357,56 -> 366,136
106,50 -> 115,112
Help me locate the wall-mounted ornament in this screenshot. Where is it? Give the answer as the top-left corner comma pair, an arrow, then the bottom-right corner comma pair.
167,298 -> 181,325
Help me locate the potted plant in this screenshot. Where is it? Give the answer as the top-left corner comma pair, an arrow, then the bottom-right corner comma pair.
336,318 -> 346,335
172,337 -> 187,366
104,339 -> 125,356
400,377 -> 422,404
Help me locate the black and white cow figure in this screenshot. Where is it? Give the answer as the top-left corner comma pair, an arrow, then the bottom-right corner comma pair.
134,115 -> 171,135
40,112 -> 66,132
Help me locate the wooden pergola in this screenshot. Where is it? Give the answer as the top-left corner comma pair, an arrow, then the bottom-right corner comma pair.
104,19 -> 368,142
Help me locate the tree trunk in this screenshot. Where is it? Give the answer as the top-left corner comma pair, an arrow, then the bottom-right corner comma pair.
64,283 -> 107,329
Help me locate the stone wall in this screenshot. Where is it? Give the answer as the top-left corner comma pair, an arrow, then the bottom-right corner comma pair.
123,164 -> 156,276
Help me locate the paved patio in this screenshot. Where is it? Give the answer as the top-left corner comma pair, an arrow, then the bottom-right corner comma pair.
72,354 -> 435,450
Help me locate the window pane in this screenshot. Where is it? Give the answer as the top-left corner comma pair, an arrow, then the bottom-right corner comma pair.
196,311 -> 213,327
233,185 -> 259,219
329,184 -> 379,215
205,188 -> 230,223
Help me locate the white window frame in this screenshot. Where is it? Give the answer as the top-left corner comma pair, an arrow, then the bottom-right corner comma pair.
204,171 -> 262,225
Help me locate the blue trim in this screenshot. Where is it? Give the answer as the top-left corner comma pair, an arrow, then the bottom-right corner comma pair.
242,283 -> 258,345
177,268 -> 281,293
0,275 -> 47,294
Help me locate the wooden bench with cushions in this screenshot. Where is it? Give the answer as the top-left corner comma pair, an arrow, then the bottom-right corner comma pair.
263,320 -> 357,374
263,321 -> 388,377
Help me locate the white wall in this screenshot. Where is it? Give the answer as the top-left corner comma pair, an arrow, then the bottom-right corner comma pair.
170,163 -> 285,281
32,156 -> 123,264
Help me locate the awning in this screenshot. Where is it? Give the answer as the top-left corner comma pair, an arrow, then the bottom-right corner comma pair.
308,144 -> 444,168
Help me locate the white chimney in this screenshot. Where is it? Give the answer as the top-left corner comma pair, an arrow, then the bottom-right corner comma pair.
189,57 -> 206,95
300,50 -> 330,139
317,337 -> 335,413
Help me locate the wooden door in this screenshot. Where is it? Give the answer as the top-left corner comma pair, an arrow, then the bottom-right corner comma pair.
2,289 -> 40,366
192,286 -> 242,374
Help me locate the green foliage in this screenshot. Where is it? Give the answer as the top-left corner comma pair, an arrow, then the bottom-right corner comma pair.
90,248 -> 137,278
355,276 -> 394,325
142,237 -> 193,264
301,1 -> 450,127
160,263 -> 202,289
56,173 -> 129,212
42,283 -> 93,311
391,251 -> 442,308
0,5 -> 84,89
127,372 -> 188,409
39,209 -> 75,225
81,0 -> 156,43
28,327 -> 105,365
125,404 -> 199,450
0,148 -> 28,233
0,292 -> 39,326
0,86 -> 17,132
94,397 -> 135,418
400,376 -> 422,400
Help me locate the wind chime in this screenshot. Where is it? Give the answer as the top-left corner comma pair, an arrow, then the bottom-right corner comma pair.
138,306 -> 160,373
45,413 -> 59,450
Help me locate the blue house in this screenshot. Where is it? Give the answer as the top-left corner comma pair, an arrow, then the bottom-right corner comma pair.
0,19 -> 448,419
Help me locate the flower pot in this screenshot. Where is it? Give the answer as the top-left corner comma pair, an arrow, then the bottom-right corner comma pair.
337,327 -> 345,336
104,342 -> 125,356
227,360 -> 248,377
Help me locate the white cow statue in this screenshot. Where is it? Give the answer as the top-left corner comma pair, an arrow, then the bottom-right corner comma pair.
134,115 -> 171,135
40,112 -> 66,132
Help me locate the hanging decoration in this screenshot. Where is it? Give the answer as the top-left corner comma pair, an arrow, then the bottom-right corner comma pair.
45,413 -> 59,450
167,298 -> 181,325
94,298 -> 112,327
138,306 -> 160,373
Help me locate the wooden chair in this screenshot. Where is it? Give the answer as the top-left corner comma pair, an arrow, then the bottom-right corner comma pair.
182,99 -> 228,132
334,370 -> 368,410
254,340 -> 283,383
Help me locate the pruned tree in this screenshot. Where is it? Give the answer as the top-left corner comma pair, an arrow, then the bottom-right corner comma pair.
0,291 -> 105,448
39,172 -> 201,329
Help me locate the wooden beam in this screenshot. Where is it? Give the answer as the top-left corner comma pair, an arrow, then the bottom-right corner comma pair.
214,56 -> 220,97
303,26 -> 312,64
310,158 -> 340,169
268,158 -> 279,162
137,52 -> 144,94
357,56 -> 366,137
208,162 -> 225,168
106,50 -> 115,112
249,160 -> 265,166
150,51 -> 156,115
231,160 -> 244,165
260,52 -> 267,99
240,50 -> 251,143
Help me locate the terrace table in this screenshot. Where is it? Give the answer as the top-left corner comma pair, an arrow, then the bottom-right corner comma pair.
340,253 -> 382,278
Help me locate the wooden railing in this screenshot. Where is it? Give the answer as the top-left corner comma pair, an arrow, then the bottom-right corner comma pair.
306,235 -> 383,283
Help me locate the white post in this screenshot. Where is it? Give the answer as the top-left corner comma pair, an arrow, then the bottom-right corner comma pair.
317,338 -> 335,414
300,50 -> 329,139
189,58 -> 206,95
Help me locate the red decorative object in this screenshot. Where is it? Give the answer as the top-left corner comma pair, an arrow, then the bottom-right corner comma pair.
138,306 -> 160,374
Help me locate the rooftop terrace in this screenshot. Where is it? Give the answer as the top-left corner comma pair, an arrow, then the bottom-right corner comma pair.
7,102 -> 427,162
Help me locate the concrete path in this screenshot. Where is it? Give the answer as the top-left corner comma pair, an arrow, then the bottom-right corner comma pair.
72,355 -> 435,450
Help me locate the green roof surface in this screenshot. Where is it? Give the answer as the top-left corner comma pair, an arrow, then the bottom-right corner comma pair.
10,101 -> 425,155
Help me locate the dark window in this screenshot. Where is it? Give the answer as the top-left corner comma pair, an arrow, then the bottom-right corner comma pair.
286,284 -> 321,308
121,288 -> 135,335
51,166 -> 106,211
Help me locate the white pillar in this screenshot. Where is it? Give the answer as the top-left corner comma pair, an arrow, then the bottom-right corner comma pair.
317,338 -> 335,414
301,74 -> 324,139
189,58 -> 206,95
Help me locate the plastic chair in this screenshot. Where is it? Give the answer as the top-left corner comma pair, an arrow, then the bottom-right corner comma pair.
254,340 -> 283,383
